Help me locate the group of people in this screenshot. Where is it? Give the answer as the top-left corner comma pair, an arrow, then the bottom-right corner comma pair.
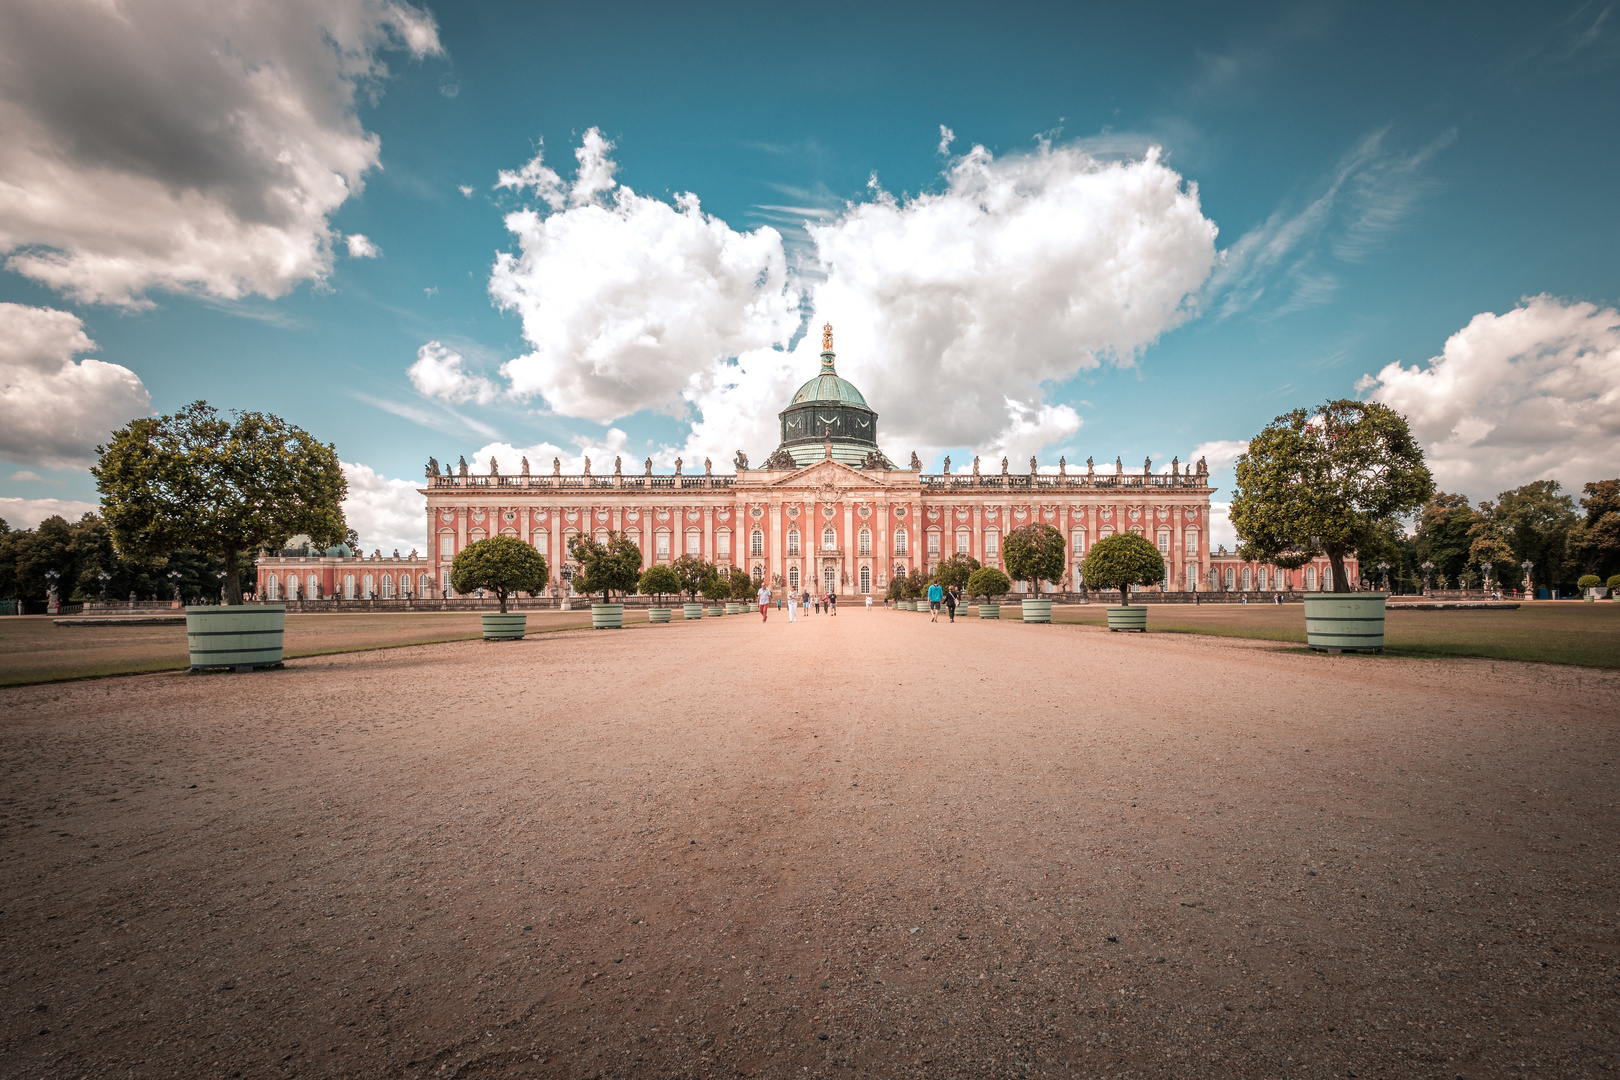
756,584 -> 842,623
881,582 -> 962,622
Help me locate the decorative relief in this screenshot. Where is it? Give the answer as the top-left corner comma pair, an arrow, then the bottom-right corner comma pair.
750,506 -> 763,519
822,505 -> 837,518
787,506 -> 800,519
440,509 -> 455,522
895,506 -> 907,518
472,508 -> 486,522
858,505 -> 871,518
566,510 -> 578,523
984,507 -> 997,519
503,510 -> 517,523
656,510 -> 669,522
1100,507 -> 1112,520
596,509 -> 609,522
955,507 -> 968,521
1129,507 -> 1141,522
1014,508 -> 1028,521
718,509 -> 730,521
625,509 -> 639,522
532,508 -> 547,522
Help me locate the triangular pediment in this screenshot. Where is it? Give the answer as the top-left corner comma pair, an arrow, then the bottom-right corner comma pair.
759,458 -> 904,489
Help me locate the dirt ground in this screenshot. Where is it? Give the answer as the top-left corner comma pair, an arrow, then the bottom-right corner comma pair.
2,607 -> 1617,1079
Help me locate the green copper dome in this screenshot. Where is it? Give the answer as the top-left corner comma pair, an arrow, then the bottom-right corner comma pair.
790,351 -> 869,408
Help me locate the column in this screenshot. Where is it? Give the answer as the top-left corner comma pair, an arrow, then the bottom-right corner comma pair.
704,506 -> 715,566
842,501 -> 855,594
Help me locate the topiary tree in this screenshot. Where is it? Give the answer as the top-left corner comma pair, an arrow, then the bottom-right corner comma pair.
567,530 -> 643,605
1578,574 -> 1603,594
1232,400 -> 1434,594
1083,533 -> 1165,607
966,566 -> 1011,601
638,564 -> 681,605
700,566 -> 731,604
1002,522 -> 1065,596
901,569 -> 925,600
729,568 -> 757,601
450,536 -> 548,614
93,401 -> 347,604
671,553 -> 708,601
1609,573 -> 1620,594
933,552 -> 981,594
885,574 -> 906,601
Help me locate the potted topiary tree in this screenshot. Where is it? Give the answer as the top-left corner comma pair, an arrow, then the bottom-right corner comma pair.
568,531 -> 643,629
1002,522 -> 1065,623
1609,574 -> 1620,601
1231,399 -> 1434,652
934,552 -> 979,613
451,536 -> 549,639
1082,534 -> 1164,632
700,565 -> 731,617
639,564 -> 681,622
672,554 -> 708,619
966,566 -> 1011,619
94,402 -> 347,671
726,567 -> 754,615
901,568 -> 925,610
1577,574 -> 1605,601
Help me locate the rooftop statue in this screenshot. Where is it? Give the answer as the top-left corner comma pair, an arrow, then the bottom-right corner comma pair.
489,456 -> 499,475
972,455 -> 981,476
822,321 -> 834,350
734,450 -> 748,470
582,456 -> 591,476
675,457 -> 683,476
458,455 -> 468,477
909,451 -> 922,470
644,456 -> 652,475
1000,456 -> 1008,475
392,548 -> 400,558
1115,456 -> 1123,474
1058,455 -> 1066,476
704,456 -> 712,476
1144,456 -> 1151,475
552,457 -> 560,476
1030,455 -> 1038,474
942,455 -> 951,475
1086,456 -> 1094,475
426,456 -> 439,477
614,455 -> 622,475
1197,455 -> 1207,475
409,548 -> 418,560
521,456 -> 530,476
1171,455 -> 1179,476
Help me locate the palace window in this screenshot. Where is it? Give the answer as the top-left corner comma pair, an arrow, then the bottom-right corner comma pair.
266,575 -> 280,600
594,529 -> 609,545
716,531 -> 731,557
439,533 -> 455,560
894,527 -> 908,555
787,528 -> 801,556
984,529 -> 998,557
823,566 -> 837,593
751,529 -> 764,556
655,531 -> 670,558
956,530 -> 970,554
286,575 -> 299,600
1184,529 -> 1198,553
823,527 -> 836,550
419,574 -> 432,596
1306,566 -> 1318,591
1072,530 -> 1086,555
439,570 -> 450,597
344,573 -> 356,599
1157,531 -> 1170,554
363,573 -> 375,599
1187,565 -> 1200,591
859,528 -> 872,556
1242,567 -> 1251,591
308,573 -> 319,599
400,574 -> 412,598
860,566 -> 871,594
754,563 -> 764,582
789,566 -> 800,591
1258,567 -> 1269,591
685,530 -> 701,554
1322,566 -> 1333,591
927,530 -> 940,556
1224,568 -> 1234,589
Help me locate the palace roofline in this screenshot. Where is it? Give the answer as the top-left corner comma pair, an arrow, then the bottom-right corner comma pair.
420,469 -> 1212,493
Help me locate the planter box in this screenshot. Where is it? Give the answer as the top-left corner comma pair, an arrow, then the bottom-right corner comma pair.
1021,599 -> 1053,623
978,603 -> 1000,619
683,603 -> 704,619
481,613 -> 528,640
1106,605 -> 1147,632
591,603 -> 625,630
724,602 -> 741,615
1303,592 -> 1386,652
648,607 -> 672,623
707,606 -> 725,618
186,604 -> 285,669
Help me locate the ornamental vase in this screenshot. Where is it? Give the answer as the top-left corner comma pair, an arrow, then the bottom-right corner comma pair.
1302,592 -> 1386,652
187,604 -> 285,670
1106,605 -> 1147,632
481,613 -> 528,640
591,603 -> 624,630
1021,599 -> 1053,623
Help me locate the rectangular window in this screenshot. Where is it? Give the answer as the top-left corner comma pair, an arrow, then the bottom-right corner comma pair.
956,531 -> 969,553
927,531 -> 940,555
787,530 -> 800,556
894,528 -> 907,555
750,530 -> 764,556
985,531 -> 999,557
859,530 -> 872,556
1157,532 -> 1170,553
439,535 -> 455,560
656,532 -> 670,557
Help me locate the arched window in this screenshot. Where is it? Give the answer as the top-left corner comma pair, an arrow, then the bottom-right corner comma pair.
1187,565 -> 1199,590
1223,567 -> 1234,589
1306,566 -> 1318,590
1322,565 -> 1333,591
955,530 -> 970,554
655,530 -> 670,558
532,530 -> 548,555
753,562 -> 763,582
685,529 -> 701,554
927,530 -> 940,555
715,530 -> 731,558
1157,530 -> 1171,554
286,575 -> 298,600
822,527 -> 836,550
894,527 -> 908,555
381,574 -> 394,598
266,575 -> 280,600
419,573 -> 432,596
858,528 -> 872,556
344,573 -> 356,599
308,573 -> 319,599
594,529 -> 609,545
1241,567 -> 1251,591
1097,527 -> 1114,540
823,565 -> 836,593
439,570 -> 450,597
400,573 -> 412,598
859,565 -> 871,593
984,529 -> 998,557
1184,529 -> 1198,554
438,532 -> 455,561
788,566 -> 800,591
787,528 -> 801,556
363,573 -> 375,599
1072,529 -> 1086,554
751,529 -> 764,556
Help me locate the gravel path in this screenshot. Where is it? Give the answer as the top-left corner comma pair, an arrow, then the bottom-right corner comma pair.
2,608 -> 1616,1078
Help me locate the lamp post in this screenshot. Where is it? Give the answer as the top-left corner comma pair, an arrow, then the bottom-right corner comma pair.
1378,561 -> 1390,593
1521,559 -> 1534,598
1420,560 -> 1434,595
44,569 -> 60,615
97,571 -> 111,603
167,569 -> 183,607
1480,561 -> 1493,596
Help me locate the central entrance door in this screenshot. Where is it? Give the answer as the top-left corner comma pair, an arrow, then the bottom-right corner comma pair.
823,565 -> 837,594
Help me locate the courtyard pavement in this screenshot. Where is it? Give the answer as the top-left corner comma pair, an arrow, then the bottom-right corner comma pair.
1,607 -> 1616,1078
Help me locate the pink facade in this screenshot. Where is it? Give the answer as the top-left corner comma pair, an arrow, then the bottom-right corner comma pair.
257,551 -> 433,601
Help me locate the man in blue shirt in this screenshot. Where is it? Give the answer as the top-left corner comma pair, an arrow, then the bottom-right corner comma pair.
927,580 -> 944,622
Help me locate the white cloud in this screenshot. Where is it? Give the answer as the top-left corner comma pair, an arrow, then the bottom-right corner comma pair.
1189,438 -> 1249,475
0,0 -> 441,306
489,129 -> 802,424
345,234 -> 380,258
0,303 -> 152,468
459,185 -> 475,198
1208,501 -> 1237,552
341,460 -> 425,556
937,125 -> 955,156
1360,294 -> 1620,499
0,496 -> 98,530
407,341 -> 497,405
9,470 -> 44,482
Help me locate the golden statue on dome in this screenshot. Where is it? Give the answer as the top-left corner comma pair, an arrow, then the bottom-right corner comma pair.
822,321 -> 834,350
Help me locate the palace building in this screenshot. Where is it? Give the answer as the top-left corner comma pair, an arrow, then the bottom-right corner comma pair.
257,325 -> 1354,601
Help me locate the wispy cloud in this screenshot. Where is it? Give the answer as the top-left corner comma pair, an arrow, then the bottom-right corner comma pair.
354,393 -> 501,440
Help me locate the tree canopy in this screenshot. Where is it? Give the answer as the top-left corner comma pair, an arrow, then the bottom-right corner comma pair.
637,564 -> 681,603
1232,399 -> 1433,593
1576,479 -> 1620,579
700,565 -> 731,602
671,554 -> 709,600
932,552 -> 981,593
965,566 -> 1011,601
567,531 -> 642,605
1001,523 -> 1065,593
450,536 -> 547,613
92,402 -> 346,604
1082,533 -> 1165,607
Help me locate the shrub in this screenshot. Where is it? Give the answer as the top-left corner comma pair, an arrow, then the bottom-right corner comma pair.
886,575 -> 906,601
1083,534 -> 1165,607
450,536 -> 549,614
638,564 -> 681,604
567,531 -> 642,605
671,554 -> 708,601
1002,523 -> 1065,594
1609,574 -> 1620,593
933,552 -> 981,593
1578,574 -> 1603,590
966,566 -> 1011,601
700,567 -> 731,603
729,569 -> 757,601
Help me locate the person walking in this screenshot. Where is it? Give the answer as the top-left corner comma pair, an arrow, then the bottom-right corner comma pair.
945,586 -> 958,622
757,581 -> 771,622
787,590 -> 798,622
927,579 -> 944,622
865,593 -> 873,612
828,591 -> 837,616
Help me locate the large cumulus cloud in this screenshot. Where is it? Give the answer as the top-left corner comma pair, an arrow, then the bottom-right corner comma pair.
0,0 -> 441,306
1360,295 -> 1620,498
0,303 -> 152,468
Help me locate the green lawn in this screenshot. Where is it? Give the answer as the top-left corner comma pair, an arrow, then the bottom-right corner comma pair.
0,610 -> 630,687
1046,600 -> 1620,668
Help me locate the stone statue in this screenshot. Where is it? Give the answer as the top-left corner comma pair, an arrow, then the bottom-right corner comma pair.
972,455 -> 981,477
765,448 -> 796,469
582,456 -> 591,476
1197,455 -> 1207,475
704,457 -> 712,476
521,456 -> 530,476
675,457 -> 683,476
392,548 -> 400,558
1030,455 -> 1038,474
1086,456 -> 1094,475
644,456 -> 652,475
1171,455 -> 1179,476
552,457 -> 561,476
822,321 -> 834,350
734,450 -> 748,470
1058,455 -> 1067,477
942,455 -> 951,475
1000,456 -> 1008,475
458,455 -> 468,477
909,451 -> 922,471
614,455 -> 622,475
1115,456 -> 1123,474
409,548 -> 418,560
426,456 -> 440,477
489,456 -> 499,475
1144,456 -> 1151,475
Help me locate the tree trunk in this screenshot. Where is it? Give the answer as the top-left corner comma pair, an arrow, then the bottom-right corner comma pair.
224,548 -> 242,605
1327,548 -> 1349,593
1120,584 -> 1129,607
498,587 -> 508,614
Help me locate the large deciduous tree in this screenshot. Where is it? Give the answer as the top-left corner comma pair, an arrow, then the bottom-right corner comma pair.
1575,479 -> 1620,580
1082,533 -> 1165,607
92,402 -> 346,604
450,536 -> 548,614
568,531 -> 643,606
1001,523 -> 1065,595
1232,400 -> 1434,593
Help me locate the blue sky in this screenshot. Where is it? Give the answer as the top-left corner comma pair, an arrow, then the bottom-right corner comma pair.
2,0 -> 1617,552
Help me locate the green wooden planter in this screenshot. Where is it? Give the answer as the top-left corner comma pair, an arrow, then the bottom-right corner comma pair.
683,603 -> 704,619
707,605 -> 725,618
1021,599 -> 1053,623
481,612 -> 528,640
591,603 -> 625,630
977,603 -> 1000,619
724,602 -> 741,615
648,607 -> 672,623
186,604 -> 285,670
1303,592 -> 1386,652
1106,605 -> 1147,632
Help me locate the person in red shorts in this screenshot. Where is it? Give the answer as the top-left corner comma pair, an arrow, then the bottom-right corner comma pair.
756,581 -> 771,621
